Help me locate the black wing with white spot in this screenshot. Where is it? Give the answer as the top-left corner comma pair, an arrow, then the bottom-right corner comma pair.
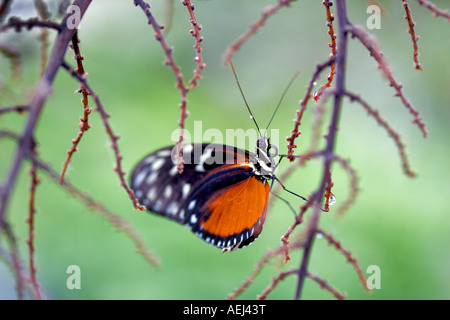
130,144 -> 251,224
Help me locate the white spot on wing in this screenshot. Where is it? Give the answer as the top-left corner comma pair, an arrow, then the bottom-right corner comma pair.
154,199 -> 163,211
184,144 -> 194,153
167,201 -> 178,215
146,171 -> 158,184
151,158 -> 165,171
182,184 -> 191,199
195,164 -> 205,172
163,185 -> 172,198
133,169 -> 147,187
169,166 -> 178,177
190,214 -> 197,224
195,148 -> 213,172
147,187 -> 157,201
143,156 -> 156,165
188,199 -> 196,210
157,150 -> 172,157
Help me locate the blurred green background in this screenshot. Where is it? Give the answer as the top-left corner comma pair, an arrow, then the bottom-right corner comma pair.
1,0 -> 449,300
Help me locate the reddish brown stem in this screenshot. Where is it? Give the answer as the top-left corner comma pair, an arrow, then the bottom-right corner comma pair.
416,0 -> 450,22
344,90 -> 415,177
134,0 -> 189,173
331,154 -> 359,216
317,228 -> 371,293
62,61 -> 145,212
27,148 -> 43,299
322,169 -> 334,212
313,0 -> 337,102
60,33 -> 92,184
257,268 -> 297,300
306,271 -> 347,300
285,57 -> 335,160
346,24 -> 427,137
182,0 -> 206,88
222,0 -> 295,64
402,0 -> 422,70
0,0 -> 92,239
32,154 -> 160,268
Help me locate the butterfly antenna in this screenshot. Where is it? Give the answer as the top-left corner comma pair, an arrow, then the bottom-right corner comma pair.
228,60 -> 261,138
264,69 -> 301,137
274,176 -> 307,201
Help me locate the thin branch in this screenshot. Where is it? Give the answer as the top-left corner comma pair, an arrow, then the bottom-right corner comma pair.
0,105 -> 29,115
1,130 -> 160,269
294,0 -> 350,300
402,0 -> 422,70
346,23 -> 427,137
34,0 -> 51,75
2,221 -> 25,299
317,228 -> 371,293
280,199 -> 312,263
344,90 -> 415,177
222,0 -> 295,64
322,168 -> 334,212
306,271 -> 347,300
0,16 -> 60,33
0,0 -> 92,235
181,0 -> 206,88
227,235 -> 306,300
313,0 -> 337,102
26,146 -> 43,300
285,57 -> 335,160
416,0 -> 450,22
61,61 -> 145,211
32,155 -> 161,268
330,154 -> 359,216
257,268 -> 297,300
60,33 -> 92,184
134,0 -> 189,173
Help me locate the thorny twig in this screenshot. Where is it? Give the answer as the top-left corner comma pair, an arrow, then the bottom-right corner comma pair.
0,0 -> 92,239
222,0 -> 295,64
1,0 -> 448,301
182,0 -> 206,88
26,146 -> 43,300
402,0 -> 422,70
285,57 -> 335,160
416,0 -> 450,22
346,24 -> 427,137
33,155 -> 161,268
34,0 -> 51,75
312,0 -> 337,102
293,0 -> 350,300
344,90 -> 415,177
317,228 -> 371,293
61,61 -> 145,211
134,0 -> 189,173
59,32 -> 92,184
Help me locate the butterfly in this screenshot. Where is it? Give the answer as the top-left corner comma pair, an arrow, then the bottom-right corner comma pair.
130,62 -> 303,252
130,139 -> 277,252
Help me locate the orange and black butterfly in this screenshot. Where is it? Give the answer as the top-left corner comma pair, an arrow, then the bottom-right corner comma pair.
130,139 -> 278,252
130,62 -> 303,252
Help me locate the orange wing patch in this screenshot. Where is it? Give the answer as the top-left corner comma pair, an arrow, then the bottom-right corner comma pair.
199,176 -> 270,247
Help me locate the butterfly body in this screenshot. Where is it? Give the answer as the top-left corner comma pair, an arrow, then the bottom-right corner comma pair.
130,139 -> 276,252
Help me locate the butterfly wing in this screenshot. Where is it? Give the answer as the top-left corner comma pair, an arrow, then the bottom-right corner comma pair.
130,143 -> 269,251
185,164 -> 270,252
130,144 -> 251,224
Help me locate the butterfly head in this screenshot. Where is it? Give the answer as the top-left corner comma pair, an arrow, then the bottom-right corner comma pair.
253,137 -> 278,180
